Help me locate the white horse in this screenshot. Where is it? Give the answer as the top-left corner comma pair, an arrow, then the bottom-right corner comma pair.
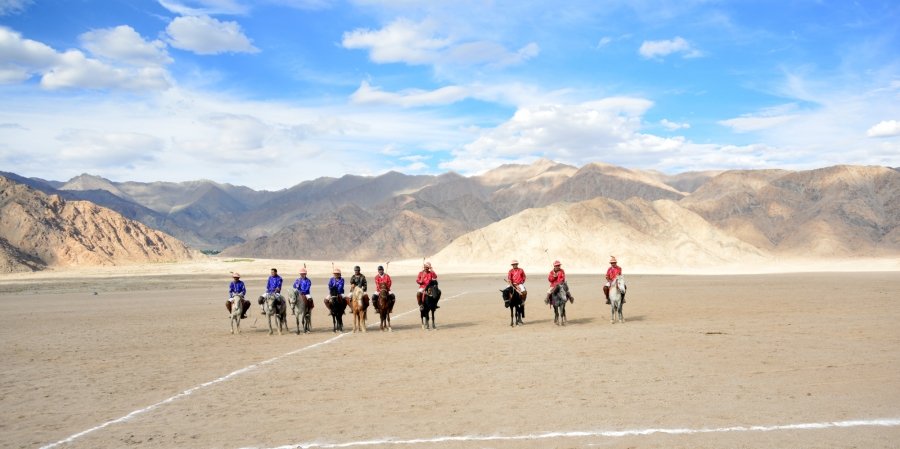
609,275 -> 626,324
229,293 -> 244,334
260,293 -> 289,335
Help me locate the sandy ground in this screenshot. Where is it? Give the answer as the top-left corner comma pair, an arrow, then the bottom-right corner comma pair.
1,265 -> 899,449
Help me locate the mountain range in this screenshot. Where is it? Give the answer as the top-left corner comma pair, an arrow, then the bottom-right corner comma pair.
1,161 -> 898,272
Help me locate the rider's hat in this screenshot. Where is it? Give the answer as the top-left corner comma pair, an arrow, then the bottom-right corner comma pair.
511,259 -> 518,265
354,265 -> 361,271
609,256 -> 617,263
424,261 -> 432,268
299,268 -> 307,274
231,272 -> 240,278
377,265 -> 384,270
333,268 -> 341,274
552,260 -> 561,267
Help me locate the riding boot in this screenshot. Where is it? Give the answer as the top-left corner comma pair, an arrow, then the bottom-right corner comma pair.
603,286 -> 611,304
416,292 -> 424,310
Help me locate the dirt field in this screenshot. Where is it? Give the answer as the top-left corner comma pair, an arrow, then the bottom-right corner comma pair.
1,270 -> 899,448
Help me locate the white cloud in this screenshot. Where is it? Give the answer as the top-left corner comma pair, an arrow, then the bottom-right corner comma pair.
80,25 -> 172,66
57,130 -> 163,165
351,81 -> 470,107
639,37 -> 702,59
158,0 -> 249,16
0,0 -> 31,15
342,18 -> 537,69
165,15 -> 258,55
0,26 -> 170,90
867,120 -> 900,138
660,119 -> 689,130
719,103 -> 800,132
442,97 -> 659,172
42,50 -> 171,90
596,36 -> 613,48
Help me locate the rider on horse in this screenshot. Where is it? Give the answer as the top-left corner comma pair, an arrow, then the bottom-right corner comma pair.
372,265 -> 394,313
507,259 -> 527,298
603,256 -> 624,305
546,260 -> 574,303
259,268 -> 284,314
350,265 -> 367,293
292,268 -> 313,310
416,262 -> 438,310
227,272 -> 250,319
328,268 -> 349,303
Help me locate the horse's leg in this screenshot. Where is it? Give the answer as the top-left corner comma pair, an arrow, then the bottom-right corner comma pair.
553,305 -> 559,325
619,300 -> 625,323
387,312 -> 392,332
510,305 -> 514,327
431,309 -> 436,330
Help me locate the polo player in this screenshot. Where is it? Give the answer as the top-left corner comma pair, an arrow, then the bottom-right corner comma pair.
416,262 -> 438,310
604,256 -> 624,305
227,272 -> 250,319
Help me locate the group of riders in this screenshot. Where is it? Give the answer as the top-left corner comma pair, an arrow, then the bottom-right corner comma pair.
225,257 -> 625,321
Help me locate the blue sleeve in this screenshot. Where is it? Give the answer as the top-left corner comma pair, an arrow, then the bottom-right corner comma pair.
293,279 -> 301,290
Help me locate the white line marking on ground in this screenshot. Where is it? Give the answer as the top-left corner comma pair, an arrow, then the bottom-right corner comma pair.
248,418 -> 900,449
39,291 -> 474,449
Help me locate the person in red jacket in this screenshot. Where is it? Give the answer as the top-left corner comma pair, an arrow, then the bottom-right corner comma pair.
416,261 -> 438,310
604,256 -> 624,304
546,260 -> 574,303
507,259 -> 527,300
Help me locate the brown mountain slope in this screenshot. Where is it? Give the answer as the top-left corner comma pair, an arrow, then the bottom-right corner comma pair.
431,196 -> 767,272
680,165 -> 900,256
0,176 -> 199,269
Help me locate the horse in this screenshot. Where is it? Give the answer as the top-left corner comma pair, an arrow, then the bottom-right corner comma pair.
289,288 -> 313,334
501,281 -> 525,327
420,280 -> 441,330
228,293 -> 245,334
609,275 -> 626,324
373,284 -> 395,331
547,282 -> 571,326
260,293 -> 289,335
324,287 -> 348,333
349,285 -> 369,333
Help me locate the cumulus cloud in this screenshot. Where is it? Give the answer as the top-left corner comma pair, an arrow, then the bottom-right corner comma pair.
866,120 -> 900,138
639,37 -> 702,59
165,15 -> 258,55
351,81 -> 469,107
0,26 -> 170,90
442,97 -> 667,172
80,25 -> 172,66
342,18 -> 537,68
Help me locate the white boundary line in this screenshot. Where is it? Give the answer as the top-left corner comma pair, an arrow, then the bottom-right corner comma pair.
249,418 -> 900,449
39,290 -> 473,449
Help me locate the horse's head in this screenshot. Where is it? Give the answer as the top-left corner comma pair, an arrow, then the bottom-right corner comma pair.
329,286 -> 339,298
614,275 -> 626,292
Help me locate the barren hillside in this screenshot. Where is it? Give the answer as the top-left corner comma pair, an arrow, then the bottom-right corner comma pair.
680,166 -> 900,256
0,176 -> 199,271
431,196 -> 767,272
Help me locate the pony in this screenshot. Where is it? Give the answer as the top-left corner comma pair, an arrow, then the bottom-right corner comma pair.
373,284 -> 395,331
547,282 -> 572,326
420,280 -> 441,330
260,293 -> 289,335
289,288 -> 313,334
228,293 -> 245,334
349,285 -> 369,333
501,281 -> 525,327
324,287 -> 348,333
609,274 -> 626,324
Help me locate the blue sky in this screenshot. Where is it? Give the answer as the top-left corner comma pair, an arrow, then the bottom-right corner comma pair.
1,0 -> 898,190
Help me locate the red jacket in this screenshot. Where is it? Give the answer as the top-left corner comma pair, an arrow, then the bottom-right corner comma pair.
416,270 -> 437,288
375,273 -> 392,291
606,265 -> 622,281
548,268 -> 566,289
507,267 -> 526,285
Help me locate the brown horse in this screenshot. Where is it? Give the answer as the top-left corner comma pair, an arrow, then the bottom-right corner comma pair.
349,285 -> 369,333
373,284 -> 394,331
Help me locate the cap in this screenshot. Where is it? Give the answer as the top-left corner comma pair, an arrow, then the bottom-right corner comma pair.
552,260 -> 561,267
231,272 -> 240,278
354,265 -> 360,270
610,256 -> 617,263
333,268 -> 341,274
377,265 -> 384,270
511,259 -> 519,265
424,261 -> 432,268
299,268 -> 307,274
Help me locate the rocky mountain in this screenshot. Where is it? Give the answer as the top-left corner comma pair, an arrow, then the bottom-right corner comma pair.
0,176 -> 199,272
431,196 -> 767,272
679,165 -> 900,256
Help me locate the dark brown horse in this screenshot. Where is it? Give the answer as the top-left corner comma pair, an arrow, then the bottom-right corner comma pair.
501,281 -> 525,327
373,284 -> 395,331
